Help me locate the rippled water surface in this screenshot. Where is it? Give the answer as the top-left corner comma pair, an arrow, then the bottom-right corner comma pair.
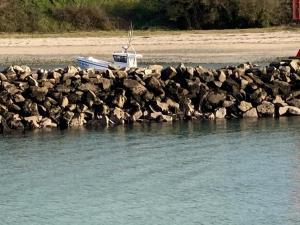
1,118 -> 300,225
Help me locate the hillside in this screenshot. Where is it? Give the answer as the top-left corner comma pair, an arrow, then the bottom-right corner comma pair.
0,0 -> 293,32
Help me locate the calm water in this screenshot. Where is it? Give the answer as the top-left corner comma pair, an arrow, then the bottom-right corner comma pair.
1,118 -> 300,225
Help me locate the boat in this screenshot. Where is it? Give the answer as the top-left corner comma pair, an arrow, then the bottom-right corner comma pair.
76,25 -> 142,70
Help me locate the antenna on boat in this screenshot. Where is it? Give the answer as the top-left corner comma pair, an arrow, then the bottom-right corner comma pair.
123,22 -> 136,53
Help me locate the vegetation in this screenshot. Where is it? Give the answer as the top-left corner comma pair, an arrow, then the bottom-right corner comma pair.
0,0 -> 293,32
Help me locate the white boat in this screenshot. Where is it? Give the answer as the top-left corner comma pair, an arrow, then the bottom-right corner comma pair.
76,26 -> 142,70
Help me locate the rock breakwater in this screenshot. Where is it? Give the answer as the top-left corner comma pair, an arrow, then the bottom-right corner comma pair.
1,59 -> 300,132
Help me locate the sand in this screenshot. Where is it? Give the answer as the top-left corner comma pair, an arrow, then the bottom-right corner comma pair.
0,30 -> 299,66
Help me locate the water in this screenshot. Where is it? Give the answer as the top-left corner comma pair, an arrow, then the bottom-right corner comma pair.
1,118 -> 300,225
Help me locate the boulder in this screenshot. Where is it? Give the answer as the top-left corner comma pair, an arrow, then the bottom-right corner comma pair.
145,76 -> 164,95
207,91 -> 226,105
65,66 -> 78,75
98,78 -> 112,90
0,104 -> 8,115
243,108 -> 258,118
110,107 -> 126,124
290,59 -> 300,72
113,94 -> 126,108
161,66 -> 177,80
273,95 -> 287,106
160,114 -> 173,122
154,100 -> 169,113
273,80 -> 291,96
149,111 -> 163,120
215,107 -> 227,119
132,110 -> 143,122
24,116 -> 42,129
31,86 -> 48,101
27,76 -> 39,87
0,73 -> 7,81
250,88 -> 267,104
62,111 -> 75,126
61,96 -> 69,108
257,102 -> 275,117
238,101 -> 252,112
180,98 -> 194,117
279,106 -> 300,116
218,70 -> 226,83
123,79 -> 147,96
40,117 -> 57,128
100,115 -> 110,126
70,113 -> 86,127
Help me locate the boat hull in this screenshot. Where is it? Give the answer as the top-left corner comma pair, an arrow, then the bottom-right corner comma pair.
76,57 -> 109,70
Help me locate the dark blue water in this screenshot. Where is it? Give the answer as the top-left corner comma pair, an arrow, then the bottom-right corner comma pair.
1,118 -> 300,225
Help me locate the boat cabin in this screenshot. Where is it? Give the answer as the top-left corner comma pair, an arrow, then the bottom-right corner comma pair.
112,52 -> 142,68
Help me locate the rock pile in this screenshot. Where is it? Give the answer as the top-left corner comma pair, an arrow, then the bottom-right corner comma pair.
1,59 -> 300,132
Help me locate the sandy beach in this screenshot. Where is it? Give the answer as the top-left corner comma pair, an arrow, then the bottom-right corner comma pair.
0,30 -> 299,66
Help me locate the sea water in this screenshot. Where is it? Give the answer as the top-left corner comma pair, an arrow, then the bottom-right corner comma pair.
1,118 -> 300,225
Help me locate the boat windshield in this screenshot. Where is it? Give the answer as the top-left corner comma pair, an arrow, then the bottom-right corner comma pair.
113,55 -> 127,63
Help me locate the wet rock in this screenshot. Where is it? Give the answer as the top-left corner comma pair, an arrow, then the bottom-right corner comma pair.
70,113 -> 86,127
40,117 -> 57,128
24,116 -> 42,129
110,107 -> 126,124
243,108 -> 258,118
279,106 -> 300,116
215,107 -> 227,119
257,101 -> 275,117
100,115 -> 110,126
62,111 -> 75,127
149,111 -> 163,120
132,110 -> 143,122
160,114 -> 173,122
180,98 -> 194,117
